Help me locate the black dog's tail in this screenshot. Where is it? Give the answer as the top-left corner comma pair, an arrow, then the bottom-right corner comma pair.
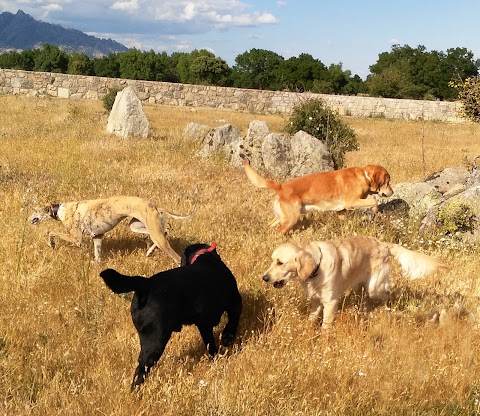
100,268 -> 151,294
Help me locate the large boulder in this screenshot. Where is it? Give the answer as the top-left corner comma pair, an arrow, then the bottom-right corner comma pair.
380,165 -> 480,243
424,167 -> 470,194
197,124 -> 241,159
261,133 -> 292,179
184,122 -> 210,140
290,130 -> 334,177
381,182 -> 443,219
191,120 -> 335,179
242,120 -> 270,170
106,86 -> 149,138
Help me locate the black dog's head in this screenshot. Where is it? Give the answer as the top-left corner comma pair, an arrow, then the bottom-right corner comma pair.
181,243 -> 218,266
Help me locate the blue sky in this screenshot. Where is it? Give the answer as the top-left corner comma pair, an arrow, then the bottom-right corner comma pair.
1,0 -> 479,79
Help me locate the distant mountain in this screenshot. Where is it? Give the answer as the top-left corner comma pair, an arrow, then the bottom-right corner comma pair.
0,9 -> 129,57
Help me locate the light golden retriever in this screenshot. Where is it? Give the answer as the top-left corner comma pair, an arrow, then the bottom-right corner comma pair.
28,196 -> 193,263
262,236 -> 449,328
243,160 -> 393,234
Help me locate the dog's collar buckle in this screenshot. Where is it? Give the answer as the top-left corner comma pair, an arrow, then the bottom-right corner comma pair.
190,242 -> 217,264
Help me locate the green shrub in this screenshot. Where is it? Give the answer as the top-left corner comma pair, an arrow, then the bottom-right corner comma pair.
449,76 -> 480,122
285,98 -> 359,168
102,87 -> 122,111
436,199 -> 476,234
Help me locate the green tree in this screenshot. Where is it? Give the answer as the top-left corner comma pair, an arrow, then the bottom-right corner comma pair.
276,53 -> 327,91
67,52 -> 94,75
343,74 -> 365,95
231,48 -> 284,89
366,44 -> 479,100
190,53 -> 231,86
154,51 -> 178,82
117,48 -> 159,80
173,52 -> 192,84
0,50 -> 35,70
93,54 -> 120,78
366,66 -> 415,98
0,51 -> 22,69
18,49 -> 35,71
32,44 -> 69,73
437,48 -> 479,99
326,63 -> 349,94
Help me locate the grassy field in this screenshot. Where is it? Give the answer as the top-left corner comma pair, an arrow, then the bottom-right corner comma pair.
1,94 -> 480,415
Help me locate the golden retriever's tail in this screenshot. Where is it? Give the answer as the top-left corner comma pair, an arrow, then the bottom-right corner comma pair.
242,160 -> 281,191
387,244 -> 450,280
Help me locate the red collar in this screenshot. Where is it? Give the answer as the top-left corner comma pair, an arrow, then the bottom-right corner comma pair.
190,242 -> 217,264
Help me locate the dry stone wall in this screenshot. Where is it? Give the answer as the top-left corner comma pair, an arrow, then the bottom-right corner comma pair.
0,68 -> 464,122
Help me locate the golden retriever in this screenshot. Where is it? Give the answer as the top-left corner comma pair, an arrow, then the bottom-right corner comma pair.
262,236 -> 449,328
243,160 -> 393,234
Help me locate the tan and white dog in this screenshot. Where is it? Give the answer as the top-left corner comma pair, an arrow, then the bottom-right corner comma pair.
28,196 -> 194,263
262,236 -> 449,328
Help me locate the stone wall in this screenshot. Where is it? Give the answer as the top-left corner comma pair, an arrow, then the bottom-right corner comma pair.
0,68 -> 464,122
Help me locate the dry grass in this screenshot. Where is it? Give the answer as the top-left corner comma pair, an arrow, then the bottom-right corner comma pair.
1,94 -> 480,415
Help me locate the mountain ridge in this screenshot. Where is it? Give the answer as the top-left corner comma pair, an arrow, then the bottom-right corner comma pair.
0,9 -> 129,57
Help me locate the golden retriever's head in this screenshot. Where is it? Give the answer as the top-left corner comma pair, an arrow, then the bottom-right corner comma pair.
364,165 -> 394,197
28,205 -> 55,224
262,243 -> 318,288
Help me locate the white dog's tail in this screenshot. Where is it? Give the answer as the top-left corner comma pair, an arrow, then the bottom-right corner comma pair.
387,243 -> 450,280
160,208 -> 195,220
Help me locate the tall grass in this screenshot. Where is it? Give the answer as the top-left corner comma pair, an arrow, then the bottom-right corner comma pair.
0,94 -> 480,415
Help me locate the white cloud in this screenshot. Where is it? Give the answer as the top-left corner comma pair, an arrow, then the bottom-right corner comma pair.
180,2 -> 197,20
111,0 -> 139,12
43,4 -> 63,12
208,11 -> 278,27
143,1 -> 278,27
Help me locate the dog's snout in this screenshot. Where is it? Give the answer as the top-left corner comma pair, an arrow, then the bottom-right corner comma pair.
262,275 -> 270,283
381,188 -> 394,197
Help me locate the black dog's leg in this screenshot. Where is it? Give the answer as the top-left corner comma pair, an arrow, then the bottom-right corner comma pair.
131,332 -> 172,391
197,325 -> 218,357
221,292 -> 242,347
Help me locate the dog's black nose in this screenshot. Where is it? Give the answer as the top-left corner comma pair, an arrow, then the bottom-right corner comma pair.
262,275 -> 269,282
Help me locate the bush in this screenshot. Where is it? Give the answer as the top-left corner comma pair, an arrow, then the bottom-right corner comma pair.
102,87 -> 122,111
285,98 -> 359,168
449,76 -> 480,122
436,199 -> 476,234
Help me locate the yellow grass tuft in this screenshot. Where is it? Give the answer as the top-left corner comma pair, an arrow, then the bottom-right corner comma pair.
1,94 -> 480,414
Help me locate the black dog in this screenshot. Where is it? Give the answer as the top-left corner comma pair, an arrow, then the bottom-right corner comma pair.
99,243 -> 242,390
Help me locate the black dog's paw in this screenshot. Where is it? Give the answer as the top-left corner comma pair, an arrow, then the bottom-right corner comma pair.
221,332 -> 235,347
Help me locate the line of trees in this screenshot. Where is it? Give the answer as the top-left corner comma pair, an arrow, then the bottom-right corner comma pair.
0,43 -> 478,101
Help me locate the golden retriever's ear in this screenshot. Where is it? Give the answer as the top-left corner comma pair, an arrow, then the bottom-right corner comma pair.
365,165 -> 386,192
295,251 -> 317,281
